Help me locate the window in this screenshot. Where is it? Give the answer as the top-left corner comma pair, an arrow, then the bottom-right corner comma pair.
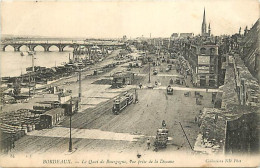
200,79 -> 206,86
209,66 -> 215,73
209,80 -> 216,87
200,48 -> 206,54
209,75 -> 215,79
210,48 -> 216,55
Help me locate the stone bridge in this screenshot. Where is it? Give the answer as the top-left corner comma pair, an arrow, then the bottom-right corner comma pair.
1,41 -> 126,52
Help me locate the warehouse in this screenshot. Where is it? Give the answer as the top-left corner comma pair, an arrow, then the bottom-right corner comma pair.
112,72 -> 135,88
39,108 -> 65,129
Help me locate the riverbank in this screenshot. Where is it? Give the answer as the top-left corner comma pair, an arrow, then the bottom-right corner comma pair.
1,49 -> 122,112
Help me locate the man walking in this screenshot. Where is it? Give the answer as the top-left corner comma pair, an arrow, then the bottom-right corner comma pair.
147,138 -> 151,149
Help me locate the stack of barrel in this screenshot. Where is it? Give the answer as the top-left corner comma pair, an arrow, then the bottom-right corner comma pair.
0,109 -> 41,142
0,110 -> 28,139
0,112 -> 22,153
0,108 -> 45,153
23,113 -> 41,131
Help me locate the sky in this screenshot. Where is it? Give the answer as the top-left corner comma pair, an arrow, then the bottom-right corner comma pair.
1,0 -> 259,38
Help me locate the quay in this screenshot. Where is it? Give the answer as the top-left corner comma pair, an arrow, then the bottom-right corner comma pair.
0,6 -> 259,163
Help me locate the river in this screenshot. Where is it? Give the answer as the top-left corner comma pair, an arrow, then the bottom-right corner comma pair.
1,46 -> 74,78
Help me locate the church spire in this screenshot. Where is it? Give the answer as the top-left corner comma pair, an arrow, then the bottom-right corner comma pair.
201,7 -> 207,36
203,7 -> 206,24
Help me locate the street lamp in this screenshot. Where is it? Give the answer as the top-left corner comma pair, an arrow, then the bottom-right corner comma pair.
148,62 -> 151,83
135,87 -> 138,103
76,69 -> 82,103
69,100 -> 72,152
78,69 -> 82,102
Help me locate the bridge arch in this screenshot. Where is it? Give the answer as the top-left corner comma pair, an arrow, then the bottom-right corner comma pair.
18,45 -> 30,51
62,45 -> 74,52
2,45 -> 15,51
48,45 -> 60,52
32,45 -> 45,51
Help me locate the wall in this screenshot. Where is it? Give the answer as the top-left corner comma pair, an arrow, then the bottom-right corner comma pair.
225,112 -> 259,154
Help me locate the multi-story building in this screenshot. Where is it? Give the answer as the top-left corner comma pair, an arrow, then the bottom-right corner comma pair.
181,8 -> 219,88
185,43 -> 219,87
171,33 -> 179,39
239,19 -> 259,82
180,33 -> 194,38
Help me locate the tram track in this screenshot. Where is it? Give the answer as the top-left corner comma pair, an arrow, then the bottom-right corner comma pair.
78,89 -> 135,129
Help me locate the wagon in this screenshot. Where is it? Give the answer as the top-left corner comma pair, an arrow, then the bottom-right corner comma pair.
175,79 -> 181,85
153,70 -> 158,75
167,85 -> 173,95
154,127 -> 168,151
39,108 -> 64,129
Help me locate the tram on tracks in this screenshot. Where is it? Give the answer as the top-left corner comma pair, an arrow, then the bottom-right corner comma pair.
112,92 -> 134,115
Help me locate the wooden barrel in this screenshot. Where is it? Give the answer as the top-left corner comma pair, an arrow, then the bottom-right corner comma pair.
16,131 -> 21,140
22,125 -> 27,134
20,129 -> 25,137
22,128 -> 27,134
27,125 -> 32,132
32,124 -> 35,130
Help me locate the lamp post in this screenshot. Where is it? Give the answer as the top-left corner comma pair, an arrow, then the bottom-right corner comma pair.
76,68 -> 82,103
148,62 -> 151,83
135,88 -> 138,103
69,100 -> 72,152
32,52 -> 35,95
28,51 -> 35,96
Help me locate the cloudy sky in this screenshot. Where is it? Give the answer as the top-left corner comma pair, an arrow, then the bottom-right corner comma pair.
1,0 -> 259,38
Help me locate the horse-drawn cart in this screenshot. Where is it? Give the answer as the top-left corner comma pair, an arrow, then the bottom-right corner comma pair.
154,121 -> 168,151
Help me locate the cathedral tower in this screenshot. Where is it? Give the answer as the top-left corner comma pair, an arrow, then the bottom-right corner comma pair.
201,8 -> 207,36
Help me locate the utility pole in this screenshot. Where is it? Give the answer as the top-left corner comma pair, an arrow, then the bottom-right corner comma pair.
28,72 -> 31,97
32,53 -> 35,95
28,51 -> 35,97
69,100 -> 72,152
148,62 -> 151,83
78,69 -> 82,102
135,88 -> 138,103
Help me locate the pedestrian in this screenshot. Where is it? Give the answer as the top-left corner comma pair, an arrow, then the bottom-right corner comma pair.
147,138 -> 151,149
139,83 -> 142,89
162,120 -> 166,127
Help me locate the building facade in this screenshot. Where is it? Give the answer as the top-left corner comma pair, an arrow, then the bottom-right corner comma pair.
185,43 -> 219,87
180,33 -> 194,38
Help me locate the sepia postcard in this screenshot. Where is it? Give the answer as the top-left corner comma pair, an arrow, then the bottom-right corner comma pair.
0,0 -> 259,167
